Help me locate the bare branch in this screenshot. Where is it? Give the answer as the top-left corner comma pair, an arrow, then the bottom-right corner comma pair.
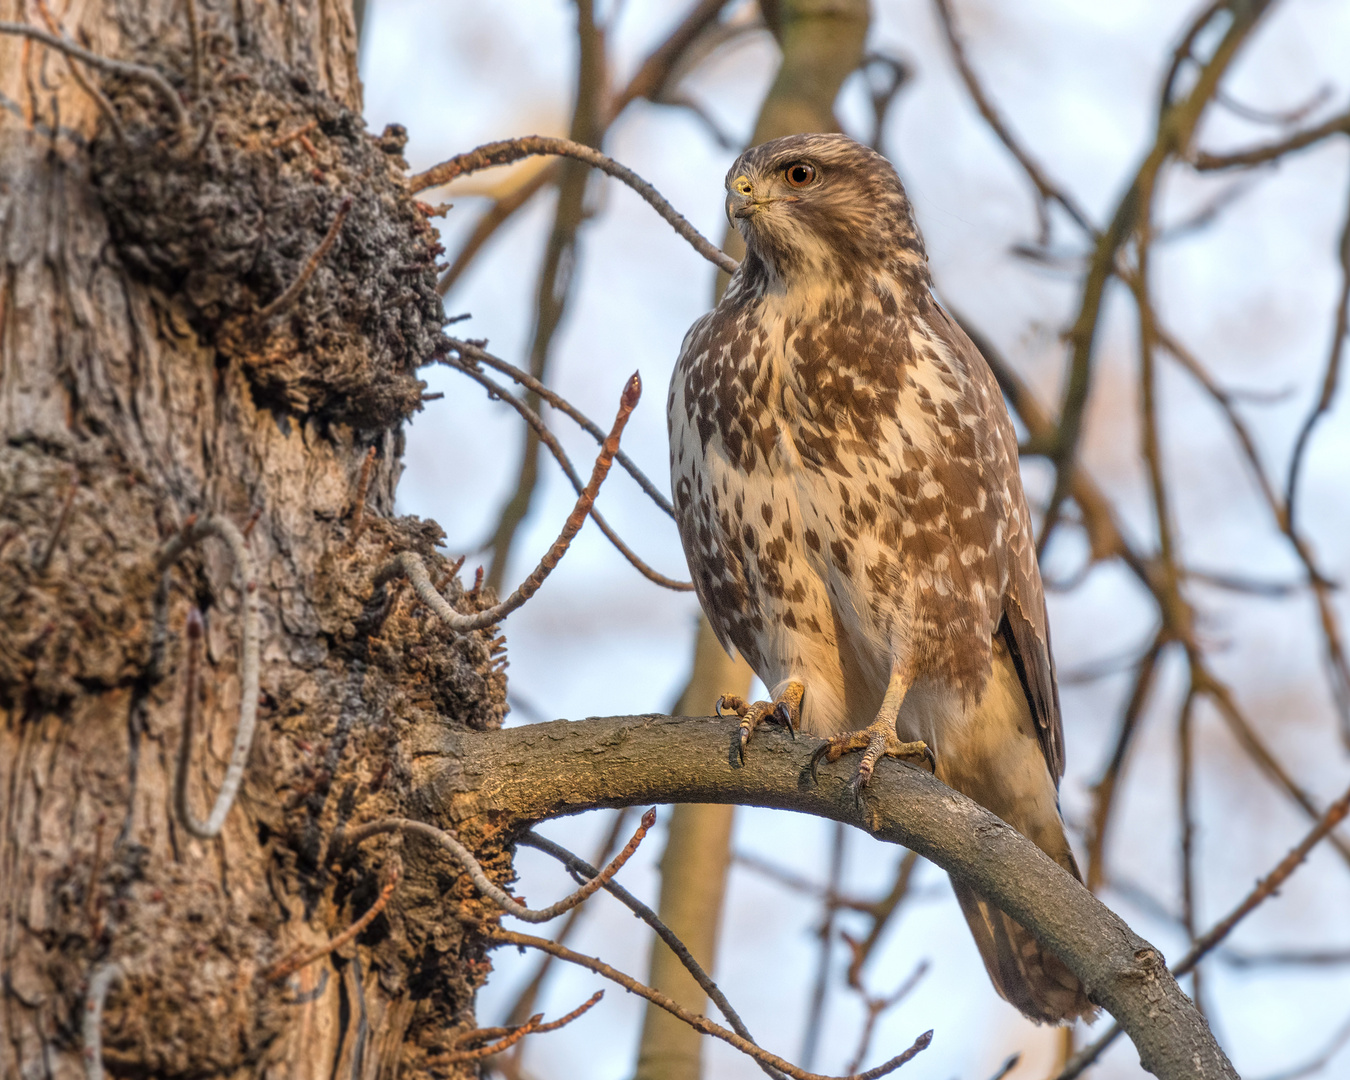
262,872 -> 400,982
428,990 -> 604,1065
410,136 -> 738,275
1038,0 -> 1276,552
446,356 -> 692,590
522,830 -> 787,1080
1058,780 -> 1350,1079
1192,107 -> 1350,171
450,337 -> 675,519
439,714 -> 1238,1080
481,922 -> 932,1080
377,372 -> 642,631
334,809 -> 656,924
932,0 -> 1094,240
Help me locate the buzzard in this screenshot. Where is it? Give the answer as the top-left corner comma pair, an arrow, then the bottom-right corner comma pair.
667,133 -> 1094,1023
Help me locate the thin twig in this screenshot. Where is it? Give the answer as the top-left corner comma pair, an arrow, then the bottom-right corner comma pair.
1192,108 -> 1350,171
846,850 -> 921,986
257,197 -> 352,320
843,959 -> 928,1076
335,809 -> 656,924
1037,0 -> 1275,552
34,478 -> 78,573
261,872 -> 400,981
522,830 -> 787,1080
802,822 -> 846,1069
446,356 -> 691,589
482,923 -> 932,1080
410,136 -> 738,275
0,20 -> 189,135
183,0 -> 202,94
1058,781 -> 1350,1079
498,809 -> 632,1033
450,337 -> 675,518
430,991 -> 603,1065
83,961 -> 124,1080
270,119 -> 318,148
376,372 -> 642,632
1285,172 -> 1350,550
158,515 -> 261,840
932,0 -> 1094,240
349,446 -> 376,541
435,0 -> 732,297
984,1055 -> 1021,1080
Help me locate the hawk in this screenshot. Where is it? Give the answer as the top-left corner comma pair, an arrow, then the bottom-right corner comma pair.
667,133 -> 1094,1024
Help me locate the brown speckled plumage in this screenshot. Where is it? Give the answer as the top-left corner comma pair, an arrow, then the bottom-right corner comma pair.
668,133 -> 1093,1023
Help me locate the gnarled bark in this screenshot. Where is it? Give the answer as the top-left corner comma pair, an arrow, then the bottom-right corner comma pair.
0,3 -> 506,1076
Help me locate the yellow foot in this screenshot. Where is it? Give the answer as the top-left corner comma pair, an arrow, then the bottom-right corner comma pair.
718,681 -> 803,766
809,718 -> 935,804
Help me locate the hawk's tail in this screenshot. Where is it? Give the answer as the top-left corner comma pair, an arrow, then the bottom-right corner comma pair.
951,880 -> 1096,1024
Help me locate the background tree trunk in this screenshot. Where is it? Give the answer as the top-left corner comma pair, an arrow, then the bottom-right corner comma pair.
0,3 -> 506,1076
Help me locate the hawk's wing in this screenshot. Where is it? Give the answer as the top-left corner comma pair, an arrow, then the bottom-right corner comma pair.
930,303 -> 1065,782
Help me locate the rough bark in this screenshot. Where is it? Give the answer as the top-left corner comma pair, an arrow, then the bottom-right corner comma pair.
0,4 -> 508,1077
430,714 -> 1238,1080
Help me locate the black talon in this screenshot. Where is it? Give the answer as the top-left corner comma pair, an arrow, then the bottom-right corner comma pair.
772,701 -> 796,738
715,695 -> 727,719
808,741 -> 831,783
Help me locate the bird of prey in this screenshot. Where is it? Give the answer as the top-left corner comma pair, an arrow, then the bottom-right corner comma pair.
667,132 -> 1094,1024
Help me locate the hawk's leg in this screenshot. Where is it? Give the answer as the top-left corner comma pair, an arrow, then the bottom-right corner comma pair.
809,664 -> 935,803
718,680 -> 804,766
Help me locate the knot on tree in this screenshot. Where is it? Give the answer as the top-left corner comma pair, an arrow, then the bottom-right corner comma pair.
92,59 -> 447,431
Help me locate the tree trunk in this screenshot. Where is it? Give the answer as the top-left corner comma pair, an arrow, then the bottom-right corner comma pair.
0,3 -> 506,1076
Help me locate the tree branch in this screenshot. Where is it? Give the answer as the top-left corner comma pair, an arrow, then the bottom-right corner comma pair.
429,714 -> 1237,1080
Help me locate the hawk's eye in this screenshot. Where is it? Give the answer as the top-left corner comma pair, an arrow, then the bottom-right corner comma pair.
783,162 -> 816,188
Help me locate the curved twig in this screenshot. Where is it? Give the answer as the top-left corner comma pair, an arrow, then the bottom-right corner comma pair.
932,0 -> 1094,240
376,373 -> 642,631
0,20 -> 189,136
257,197 -> 352,320
83,961 -> 124,1080
449,337 -> 676,519
334,809 -> 655,924
409,135 -> 739,275
430,990 -> 604,1064
522,830 -> 787,1080
482,922 -> 931,1080
1057,780 -> 1350,1079
261,872 -> 400,982
157,515 -> 261,840
447,356 -> 691,590
1192,107 -> 1350,171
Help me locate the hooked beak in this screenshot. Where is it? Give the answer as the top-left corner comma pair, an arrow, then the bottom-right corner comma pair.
727,173 -> 764,224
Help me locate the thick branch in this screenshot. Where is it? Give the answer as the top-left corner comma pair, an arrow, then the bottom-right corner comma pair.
429,714 -> 1236,1080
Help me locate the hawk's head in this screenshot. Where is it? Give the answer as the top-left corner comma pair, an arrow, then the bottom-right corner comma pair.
724,133 -> 928,287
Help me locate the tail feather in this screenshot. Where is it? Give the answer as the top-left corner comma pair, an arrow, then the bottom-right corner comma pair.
952,881 -> 1096,1024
